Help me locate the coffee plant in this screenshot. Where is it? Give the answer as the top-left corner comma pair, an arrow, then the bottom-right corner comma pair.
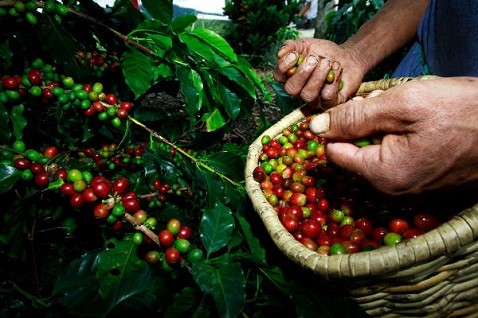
223,0 -> 300,68
0,0 -> 370,317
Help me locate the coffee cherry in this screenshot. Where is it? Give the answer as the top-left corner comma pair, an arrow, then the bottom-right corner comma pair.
144,250 -> 161,264
158,229 -> 174,248
34,172 -> 50,188
166,218 -> 181,236
164,247 -> 180,265
93,203 -> 110,220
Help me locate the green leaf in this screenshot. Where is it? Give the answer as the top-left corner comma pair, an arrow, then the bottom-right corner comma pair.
237,56 -> 272,102
153,63 -> 174,80
204,108 -> 226,132
104,265 -> 164,315
220,66 -> 256,99
178,33 -> 228,68
143,148 -> 181,184
96,238 -> 144,298
0,105 -> 10,144
171,14 -> 197,33
236,214 -> 266,263
176,65 -> 203,124
200,202 -> 234,255
191,28 -> 237,62
52,251 -> 106,314
0,164 -> 20,193
122,50 -> 155,97
0,41 -> 13,70
164,286 -> 201,318
191,258 -> 246,318
37,16 -> 88,80
141,0 -> 172,24
149,34 -> 173,51
11,104 -> 27,141
200,151 -> 244,181
217,83 -> 241,120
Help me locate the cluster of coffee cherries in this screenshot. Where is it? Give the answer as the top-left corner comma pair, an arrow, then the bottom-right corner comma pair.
134,218 -> 204,272
253,116 -> 442,255
80,143 -> 146,172
0,0 -> 40,25
75,50 -> 120,78
2,139 -> 202,271
0,60 -> 133,128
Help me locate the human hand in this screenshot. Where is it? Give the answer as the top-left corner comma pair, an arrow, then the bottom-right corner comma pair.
273,38 -> 367,110
309,77 -> 478,195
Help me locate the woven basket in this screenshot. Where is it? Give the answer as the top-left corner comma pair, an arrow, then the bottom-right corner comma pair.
245,76 -> 478,317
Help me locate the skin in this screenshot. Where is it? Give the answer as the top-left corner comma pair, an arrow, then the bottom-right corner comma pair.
309,77 -> 478,195
274,0 -> 478,195
274,0 -> 429,109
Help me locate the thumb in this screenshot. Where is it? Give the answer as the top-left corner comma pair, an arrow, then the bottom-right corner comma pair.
309,95 -> 402,139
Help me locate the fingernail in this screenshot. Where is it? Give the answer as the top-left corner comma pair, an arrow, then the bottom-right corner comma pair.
332,60 -> 341,70
306,55 -> 318,66
309,113 -> 330,134
319,57 -> 330,70
284,52 -> 298,64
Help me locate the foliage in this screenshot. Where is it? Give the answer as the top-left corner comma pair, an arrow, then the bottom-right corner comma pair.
0,0 -> 370,317
223,0 -> 301,68
322,0 -> 405,79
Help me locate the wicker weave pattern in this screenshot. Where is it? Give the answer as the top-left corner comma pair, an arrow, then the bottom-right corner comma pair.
245,77 -> 478,317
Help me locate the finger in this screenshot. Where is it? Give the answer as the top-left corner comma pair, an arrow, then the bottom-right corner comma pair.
283,54 -> 319,96
299,56 -> 332,103
325,142 -> 384,185
277,40 -> 297,59
320,66 -> 343,108
309,112 -> 330,135
326,139 -> 417,195
273,51 -> 299,82
310,95 -> 407,140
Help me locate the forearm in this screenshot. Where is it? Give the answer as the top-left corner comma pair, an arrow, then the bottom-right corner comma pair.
342,0 -> 429,74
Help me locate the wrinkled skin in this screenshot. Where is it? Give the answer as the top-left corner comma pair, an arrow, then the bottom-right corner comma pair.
274,38 -> 368,110
309,77 -> 478,195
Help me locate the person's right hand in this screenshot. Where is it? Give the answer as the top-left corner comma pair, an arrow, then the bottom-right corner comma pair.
273,38 -> 368,110
308,77 -> 478,195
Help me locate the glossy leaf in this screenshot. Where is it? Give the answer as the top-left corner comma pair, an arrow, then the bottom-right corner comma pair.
204,108 -> 226,132
217,82 -> 241,120
176,65 -> 203,124
96,238 -> 144,298
0,164 -> 20,193
220,66 -> 256,99
191,28 -> 237,62
163,286 -> 201,318
200,202 -> 234,255
171,14 -> 197,33
236,214 -> 266,263
10,104 -> 26,141
0,105 -> 10,144
52,251 -> 106,314
141,0 -> 172,24
178,33 -> 227,68
200,150 -> 245,181
191,258 -> 245,318
37,16 -> 89,81
122,50 -> 155,98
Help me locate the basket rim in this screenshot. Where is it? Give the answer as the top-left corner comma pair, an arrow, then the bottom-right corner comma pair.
245,90 -> 478,280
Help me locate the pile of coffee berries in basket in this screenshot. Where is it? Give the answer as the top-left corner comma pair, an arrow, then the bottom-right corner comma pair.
252,116 -> 443,255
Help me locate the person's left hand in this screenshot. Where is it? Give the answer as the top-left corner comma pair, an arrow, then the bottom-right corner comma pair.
273,38 -> 367,110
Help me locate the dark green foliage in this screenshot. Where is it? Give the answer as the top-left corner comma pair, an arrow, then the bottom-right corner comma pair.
322,0 -> 406,80
223,0 -> 301,67
0,0 -> 371,317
